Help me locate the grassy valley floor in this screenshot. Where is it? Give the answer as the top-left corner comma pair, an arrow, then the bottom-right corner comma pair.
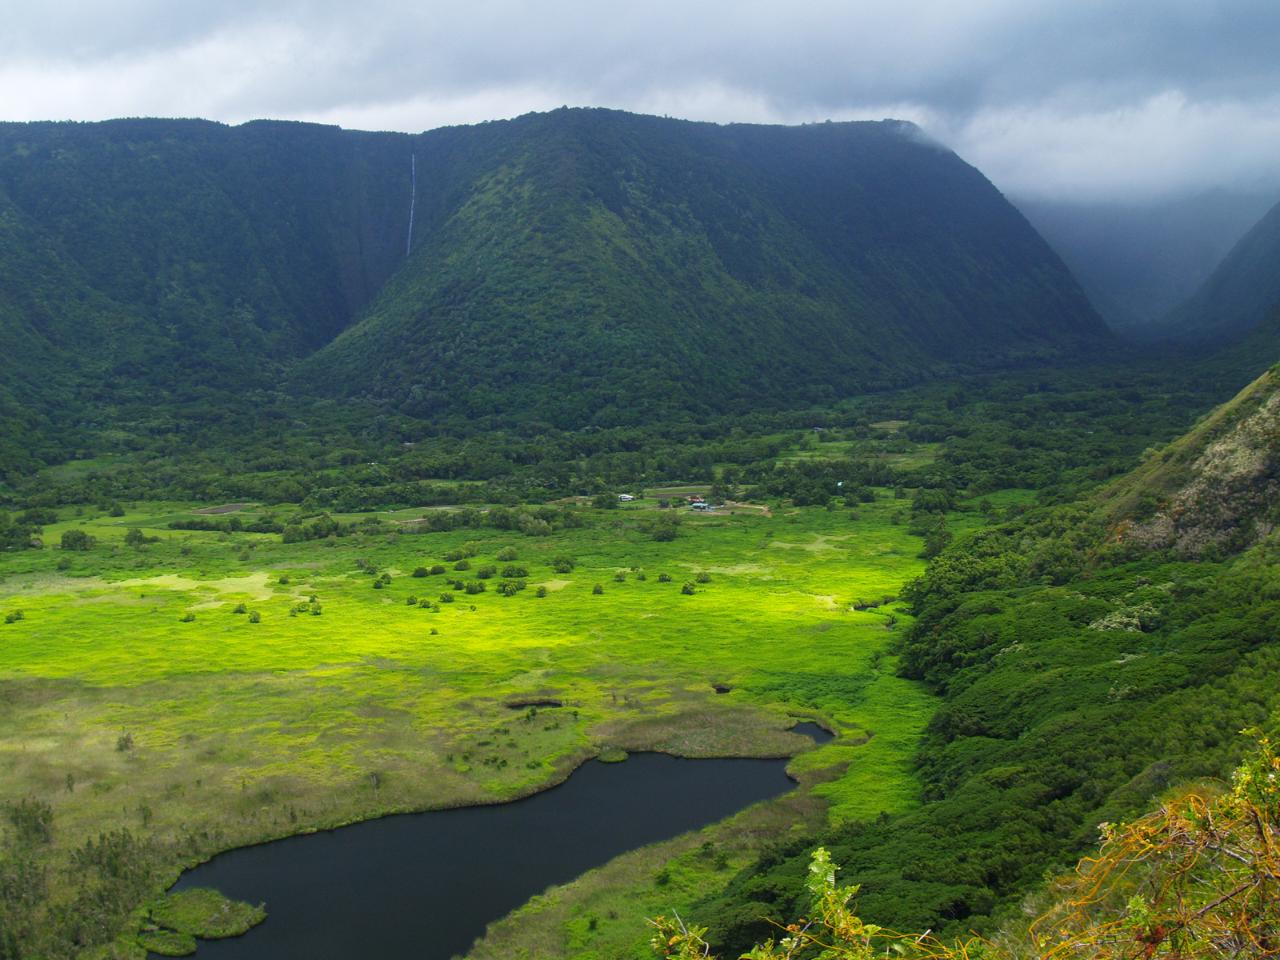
0,492 -> 997,956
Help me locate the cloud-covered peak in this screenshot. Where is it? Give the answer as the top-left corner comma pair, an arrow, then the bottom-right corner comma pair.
3,1 -> 1278,201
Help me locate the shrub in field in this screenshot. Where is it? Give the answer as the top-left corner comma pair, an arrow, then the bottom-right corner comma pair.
644,513 -> 681,542
60,529 -> 95,551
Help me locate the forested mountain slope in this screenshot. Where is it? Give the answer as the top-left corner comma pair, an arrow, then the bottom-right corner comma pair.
697,362 -> 1280,950
297,110 -> 1107,424
0,110 -> 1106,432
0,118 -> 416,402
1015,190 -> 1274,337
1166,198 -> 1280,343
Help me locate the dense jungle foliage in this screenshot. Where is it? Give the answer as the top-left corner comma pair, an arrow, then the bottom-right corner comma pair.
0,355 -> 1235,516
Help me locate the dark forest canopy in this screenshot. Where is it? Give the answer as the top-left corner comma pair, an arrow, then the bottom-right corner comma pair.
0,109 -> 1107,454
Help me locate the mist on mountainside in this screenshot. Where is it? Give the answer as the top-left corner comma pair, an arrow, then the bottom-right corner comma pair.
1014,189 -> 1277,338
1166,197 -> 1280,350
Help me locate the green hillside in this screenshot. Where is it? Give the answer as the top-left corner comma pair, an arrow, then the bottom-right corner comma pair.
0,110 -> 1106,439
695,360 -> 1280,950
1167,198 -> 1280,342
1096,364 -> 1279,555
298,110 -> 1106,425
0,118 -> 416,399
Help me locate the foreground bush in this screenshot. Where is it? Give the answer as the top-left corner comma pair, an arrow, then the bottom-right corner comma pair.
654,736 -> 1280,960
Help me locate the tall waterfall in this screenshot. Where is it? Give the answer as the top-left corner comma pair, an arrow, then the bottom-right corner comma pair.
405,152 -> 416,257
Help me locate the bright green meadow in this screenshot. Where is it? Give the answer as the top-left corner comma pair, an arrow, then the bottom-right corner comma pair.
0,492 -> 977,956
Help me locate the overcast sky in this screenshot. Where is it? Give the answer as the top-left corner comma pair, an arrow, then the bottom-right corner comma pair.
3,0 -> 1278,202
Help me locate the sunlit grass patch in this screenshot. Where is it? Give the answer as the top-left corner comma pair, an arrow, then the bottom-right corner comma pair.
0,496 -> 943,955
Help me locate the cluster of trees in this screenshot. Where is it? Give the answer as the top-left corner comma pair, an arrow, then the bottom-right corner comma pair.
281,514 -> 382,543
168,515 -> 285,534
642,512 -> 681,541
403,505 -> 581,538
58,529 -> 95,551
1,797 -> 179,959
0,512 -> 41,550
743,457 -> 897,507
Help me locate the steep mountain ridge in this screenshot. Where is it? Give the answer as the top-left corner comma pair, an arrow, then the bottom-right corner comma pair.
297,109 -> 1107,424
0,118 -> 416,398
1165,198 -> 1280,343
0,109 -> 1107,429
1098,364 -> 1279,556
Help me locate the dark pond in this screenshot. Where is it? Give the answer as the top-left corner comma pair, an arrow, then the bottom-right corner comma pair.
166,724 -> 833,960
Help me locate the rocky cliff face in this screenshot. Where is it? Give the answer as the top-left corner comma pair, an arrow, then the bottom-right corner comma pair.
1109,368 -> 1279,557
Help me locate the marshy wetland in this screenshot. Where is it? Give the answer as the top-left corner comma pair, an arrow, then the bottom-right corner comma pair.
0,486 -> 1003,957
166,732 -> 831,960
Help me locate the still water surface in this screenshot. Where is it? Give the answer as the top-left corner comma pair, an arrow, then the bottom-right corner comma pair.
170,724 -> 832,960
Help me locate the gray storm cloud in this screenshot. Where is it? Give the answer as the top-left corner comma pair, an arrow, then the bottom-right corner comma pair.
2,0 -> 1278,201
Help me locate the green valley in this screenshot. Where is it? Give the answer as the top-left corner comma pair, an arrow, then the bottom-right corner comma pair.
2,91 -> 1280,960
2,482 -> 954,957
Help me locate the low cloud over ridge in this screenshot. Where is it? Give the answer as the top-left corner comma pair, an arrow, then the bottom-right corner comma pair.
3,1 -> 1278,201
